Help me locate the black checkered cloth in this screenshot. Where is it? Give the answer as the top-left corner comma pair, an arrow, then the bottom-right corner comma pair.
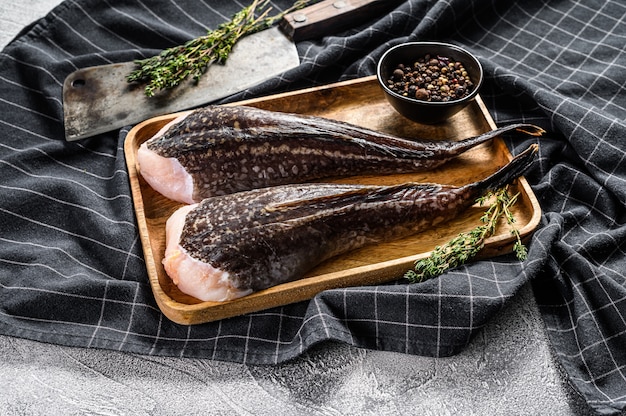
1,1 -> 624,414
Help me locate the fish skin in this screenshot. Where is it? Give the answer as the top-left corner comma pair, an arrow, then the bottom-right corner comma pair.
176,144 -> 538,294
146,105 -> 544,201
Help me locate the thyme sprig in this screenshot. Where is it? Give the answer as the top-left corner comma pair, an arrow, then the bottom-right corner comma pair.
127,0 -> 310,97
404,186 -> 527,283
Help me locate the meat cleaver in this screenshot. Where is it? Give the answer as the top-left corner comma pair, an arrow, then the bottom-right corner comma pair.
62,0 -> 399,141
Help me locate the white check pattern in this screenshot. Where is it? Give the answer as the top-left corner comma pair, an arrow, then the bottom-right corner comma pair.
0,1 -> 624,414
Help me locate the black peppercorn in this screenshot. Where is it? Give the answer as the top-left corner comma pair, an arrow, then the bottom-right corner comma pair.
392,68 -> 404,80
386,54 -> 474,102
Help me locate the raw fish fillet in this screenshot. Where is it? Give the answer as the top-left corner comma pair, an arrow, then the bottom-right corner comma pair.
162,145 -> 539,302
138,105 -> 544,204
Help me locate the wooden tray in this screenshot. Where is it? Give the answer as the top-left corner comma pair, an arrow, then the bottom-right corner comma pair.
125,75 -> 541,325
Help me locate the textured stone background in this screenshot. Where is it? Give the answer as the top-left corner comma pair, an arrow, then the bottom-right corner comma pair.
0,2 -> 589,415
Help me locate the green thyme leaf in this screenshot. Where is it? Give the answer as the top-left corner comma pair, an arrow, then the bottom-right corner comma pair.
127,0 -> 310,97
405,186 -> 528,283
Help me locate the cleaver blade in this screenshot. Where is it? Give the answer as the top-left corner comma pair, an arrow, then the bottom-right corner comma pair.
62,0 -> 400,141
63,28 -> 297,141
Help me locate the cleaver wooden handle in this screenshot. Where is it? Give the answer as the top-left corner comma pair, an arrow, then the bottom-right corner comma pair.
280,0 -> 403,42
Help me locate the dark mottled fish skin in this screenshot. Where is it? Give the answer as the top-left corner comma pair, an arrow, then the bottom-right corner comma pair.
179,144 -> 538,293
147,105 -> 544,201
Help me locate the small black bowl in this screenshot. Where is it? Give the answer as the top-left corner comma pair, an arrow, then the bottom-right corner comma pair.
376,42 -> 483,124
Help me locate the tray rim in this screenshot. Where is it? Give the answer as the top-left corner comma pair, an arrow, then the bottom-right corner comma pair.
124,75 -> 542,325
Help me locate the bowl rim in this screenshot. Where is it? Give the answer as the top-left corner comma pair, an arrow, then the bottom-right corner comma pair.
376,41 -> 484,106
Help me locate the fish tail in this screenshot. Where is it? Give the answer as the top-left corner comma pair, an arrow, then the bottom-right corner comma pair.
472,144 -> 538,192
452,124 -> 544,154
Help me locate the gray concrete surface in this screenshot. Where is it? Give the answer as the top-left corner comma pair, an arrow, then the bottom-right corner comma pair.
0,1 -> 589,415
0,286 -> 585,415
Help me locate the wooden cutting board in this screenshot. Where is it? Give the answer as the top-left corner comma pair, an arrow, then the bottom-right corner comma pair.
124,75 -> 541,325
